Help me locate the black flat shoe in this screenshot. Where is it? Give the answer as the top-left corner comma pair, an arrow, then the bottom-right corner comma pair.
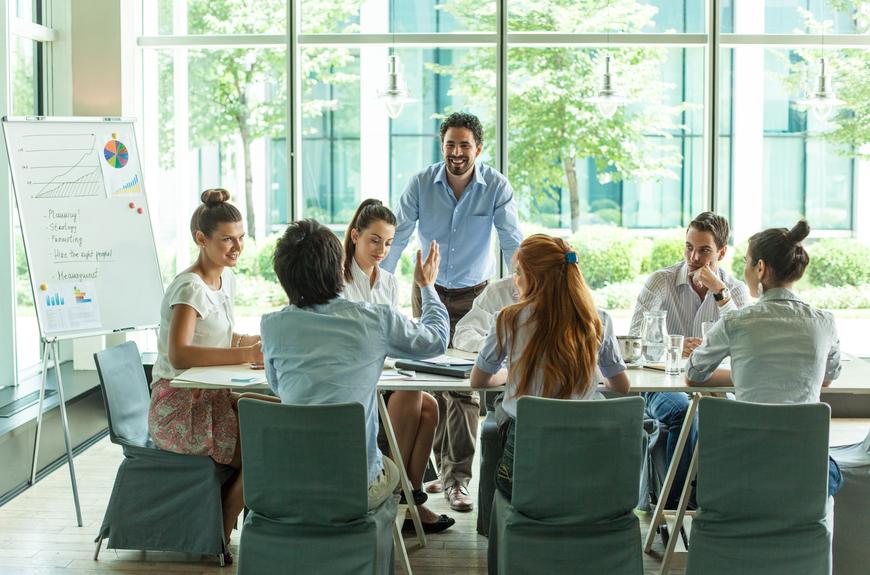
399,488 -> 428,505
402,514 -> 455,534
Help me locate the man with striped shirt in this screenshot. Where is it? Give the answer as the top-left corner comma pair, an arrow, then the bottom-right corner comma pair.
629,212 -> 749,507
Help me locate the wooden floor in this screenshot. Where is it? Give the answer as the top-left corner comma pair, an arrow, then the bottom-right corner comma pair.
1,420 -> 867,575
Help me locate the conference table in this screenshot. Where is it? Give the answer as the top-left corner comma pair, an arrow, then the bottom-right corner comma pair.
171,354 -> 870,575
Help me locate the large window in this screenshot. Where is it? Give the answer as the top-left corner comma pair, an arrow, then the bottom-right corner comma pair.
505,46 -> 705,231
298,45 -> 497,223
137,0 -> 870,355
721,46 -> 855,233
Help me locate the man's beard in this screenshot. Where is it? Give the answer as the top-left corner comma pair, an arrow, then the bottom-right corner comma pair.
446,156 -> 472,175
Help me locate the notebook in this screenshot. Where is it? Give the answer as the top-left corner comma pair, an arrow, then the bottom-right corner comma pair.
394,359 -> 472,379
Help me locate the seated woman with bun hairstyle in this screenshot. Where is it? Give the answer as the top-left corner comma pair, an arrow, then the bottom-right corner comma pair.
687,219 -> 843,497
148,189 -> 279,563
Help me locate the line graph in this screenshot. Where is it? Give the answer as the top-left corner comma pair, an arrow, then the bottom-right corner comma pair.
19,133 -> 107,200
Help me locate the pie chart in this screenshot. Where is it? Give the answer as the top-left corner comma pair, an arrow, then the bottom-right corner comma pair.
104,139 -> 129,168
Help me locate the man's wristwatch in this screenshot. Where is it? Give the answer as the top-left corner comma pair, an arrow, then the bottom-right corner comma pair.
713,286 -> 731,302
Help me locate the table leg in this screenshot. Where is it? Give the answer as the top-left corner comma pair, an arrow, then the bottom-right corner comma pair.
644,391 -> 701,553
659,445 -> 699,575
378,392 -> 427,548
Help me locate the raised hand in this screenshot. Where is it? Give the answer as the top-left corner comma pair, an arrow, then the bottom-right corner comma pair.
414,240 -> 440,288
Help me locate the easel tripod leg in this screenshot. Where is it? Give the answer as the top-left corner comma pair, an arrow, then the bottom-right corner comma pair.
52,340 -> 83,526
29,340 -> 52,484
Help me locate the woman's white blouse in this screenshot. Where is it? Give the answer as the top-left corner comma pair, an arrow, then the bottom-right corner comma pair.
343,258 -> 399,307
151,269 -> 236,384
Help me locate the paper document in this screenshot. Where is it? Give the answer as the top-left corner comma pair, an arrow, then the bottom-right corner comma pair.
422,354 -> 475,366
38,281 -> 102,333
173,366 -> 267,387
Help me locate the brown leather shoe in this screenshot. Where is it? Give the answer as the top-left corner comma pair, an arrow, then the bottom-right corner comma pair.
424,479 -> 443,494
445,483 -> 473,512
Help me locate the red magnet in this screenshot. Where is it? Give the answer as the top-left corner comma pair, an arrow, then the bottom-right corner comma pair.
129,202 -> 136,209
137,207 -> 144,214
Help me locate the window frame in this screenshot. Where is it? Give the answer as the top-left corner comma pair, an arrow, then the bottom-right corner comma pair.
2,1 -> 56,386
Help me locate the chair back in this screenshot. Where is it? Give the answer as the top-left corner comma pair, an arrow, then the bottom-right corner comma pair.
238,399 -> 369,524
512,395 -> 644,521
695,397 -> 830,528
94,341 -> 152,448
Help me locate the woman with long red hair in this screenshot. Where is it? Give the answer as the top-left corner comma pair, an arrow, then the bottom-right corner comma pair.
470,234 -> 630,498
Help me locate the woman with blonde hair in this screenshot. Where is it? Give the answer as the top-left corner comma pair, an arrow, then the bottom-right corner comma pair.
471,234 -> 630,498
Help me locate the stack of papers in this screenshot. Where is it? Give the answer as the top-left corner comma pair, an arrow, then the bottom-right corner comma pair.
173,366 -> 267,388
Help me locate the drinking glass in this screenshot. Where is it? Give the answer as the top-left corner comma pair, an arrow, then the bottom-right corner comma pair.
665,335 -> 684,375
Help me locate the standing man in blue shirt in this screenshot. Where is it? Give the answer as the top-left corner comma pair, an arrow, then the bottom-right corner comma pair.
382,112 -> 523,512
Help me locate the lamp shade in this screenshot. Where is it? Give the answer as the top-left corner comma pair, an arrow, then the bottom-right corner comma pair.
377,54 -> 417,119
797,57 -> 843,121
584,53 -> 629,119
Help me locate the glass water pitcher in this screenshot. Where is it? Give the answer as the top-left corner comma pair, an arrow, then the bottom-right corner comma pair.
641,310 -> 669,364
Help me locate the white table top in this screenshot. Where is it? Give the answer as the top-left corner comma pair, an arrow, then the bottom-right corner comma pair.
815,354 -> 870,394
169,354 -> 870,395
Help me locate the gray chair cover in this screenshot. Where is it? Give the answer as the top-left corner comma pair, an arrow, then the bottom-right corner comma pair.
236,399 -> 396,575
687,397 -> 832,575
830,429 -> 870,575
93,341 -> 233,558
477,409 -> 502,536
488,396 -> 645,575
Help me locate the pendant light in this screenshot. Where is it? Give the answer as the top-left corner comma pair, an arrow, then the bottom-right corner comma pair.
584,1 -> 628,119
585,53 -> 629,119
377,54 -> 416,119
797,24 -> 842,121
377,0 -> 417,119
797,57 -> 843,121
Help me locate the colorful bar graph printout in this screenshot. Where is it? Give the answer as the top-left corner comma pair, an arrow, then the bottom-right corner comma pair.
45,293 -> 65,307
74,287 -> 92,303
114,174 -> 141,196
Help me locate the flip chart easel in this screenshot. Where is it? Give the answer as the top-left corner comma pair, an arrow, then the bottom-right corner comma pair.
2,116 -> 164,526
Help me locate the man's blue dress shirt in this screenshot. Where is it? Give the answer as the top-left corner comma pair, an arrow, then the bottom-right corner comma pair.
382,162 -> 523,289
